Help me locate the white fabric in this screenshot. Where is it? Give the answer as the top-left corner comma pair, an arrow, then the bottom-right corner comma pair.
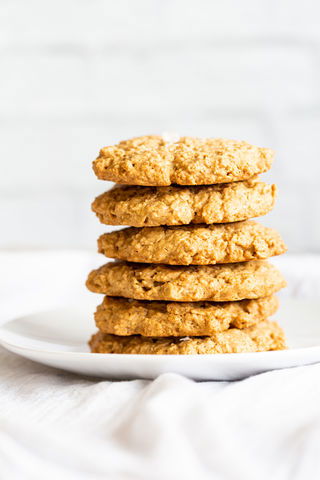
1,251 -> 320,480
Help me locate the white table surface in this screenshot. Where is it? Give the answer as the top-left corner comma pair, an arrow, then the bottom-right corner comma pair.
1,251 -> 320,480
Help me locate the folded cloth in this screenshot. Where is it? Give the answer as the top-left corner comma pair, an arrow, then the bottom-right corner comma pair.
0,251 -> 320,480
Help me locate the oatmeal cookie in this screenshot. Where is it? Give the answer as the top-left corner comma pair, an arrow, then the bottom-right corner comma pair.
86,260 -> 286,302
98,221 -> 287,265
89,321 -> 286,354
93,135 -> 274,186
92,179 -> 276,227
95,295 -> 279,336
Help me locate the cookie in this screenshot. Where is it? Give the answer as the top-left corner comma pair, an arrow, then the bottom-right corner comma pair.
92,179 -> 277,227
86,260 -> 286,302
95,295 -> 279,337
98,221 -> 287,265
89,321 -> 286,354
93,135 -> 274,186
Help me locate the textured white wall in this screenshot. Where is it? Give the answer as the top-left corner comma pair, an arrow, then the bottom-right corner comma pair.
1,0 -> 319,252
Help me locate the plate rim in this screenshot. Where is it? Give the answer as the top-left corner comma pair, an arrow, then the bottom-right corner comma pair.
1,327 -> 320,360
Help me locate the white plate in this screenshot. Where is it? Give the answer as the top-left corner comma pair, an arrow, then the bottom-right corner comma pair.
0,298 -> 320,381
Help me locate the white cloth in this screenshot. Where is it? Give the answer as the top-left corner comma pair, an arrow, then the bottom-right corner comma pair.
1,251 -> 320,480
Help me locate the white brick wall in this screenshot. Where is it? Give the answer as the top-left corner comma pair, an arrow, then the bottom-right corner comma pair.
1,0 -> 320,252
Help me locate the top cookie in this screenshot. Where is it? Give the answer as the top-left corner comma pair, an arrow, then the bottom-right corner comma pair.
93,135 -> 274,186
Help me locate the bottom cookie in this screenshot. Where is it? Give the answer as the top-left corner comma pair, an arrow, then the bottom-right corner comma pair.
89,321 -> 286,355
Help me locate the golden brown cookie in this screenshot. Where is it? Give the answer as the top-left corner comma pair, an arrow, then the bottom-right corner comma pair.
86,260 -> 286,302
89,321 -> 286,354
95,295 -> 279,337
93,135 -> 274,186
98,221 -> 287,265
92,179 -> 276,227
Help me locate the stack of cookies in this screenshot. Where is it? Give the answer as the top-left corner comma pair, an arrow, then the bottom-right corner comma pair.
86,135 -> 287,355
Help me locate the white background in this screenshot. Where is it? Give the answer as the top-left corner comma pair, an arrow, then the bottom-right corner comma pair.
1,0 -> 319,252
